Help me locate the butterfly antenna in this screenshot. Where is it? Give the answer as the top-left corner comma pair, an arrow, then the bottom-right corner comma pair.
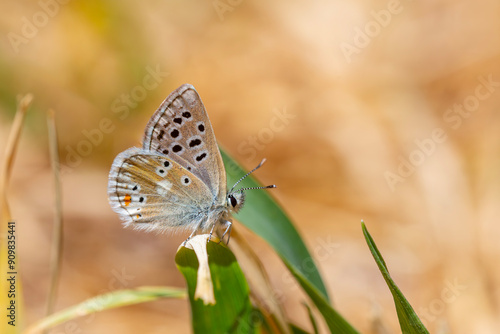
229,158 -> 268,193
236,184 -> 276,193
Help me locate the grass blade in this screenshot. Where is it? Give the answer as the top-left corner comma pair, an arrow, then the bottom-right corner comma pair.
24,286 -> 186,333
0,94 -> 32,334
303,302 -> 319,334
221,148 -> 329,302
290,324 -> 313,334
284,260 -> 359,334
46,109 -> 64,322
362,222 -> 430,334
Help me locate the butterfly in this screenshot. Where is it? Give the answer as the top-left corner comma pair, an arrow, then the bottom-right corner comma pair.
107,84 -> 275,243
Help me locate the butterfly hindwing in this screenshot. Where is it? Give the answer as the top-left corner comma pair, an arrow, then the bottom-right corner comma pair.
142,84 -> 226,203
108,147 -> 213,232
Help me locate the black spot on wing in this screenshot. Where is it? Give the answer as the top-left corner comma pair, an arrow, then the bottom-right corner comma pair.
173,145 -> 183,153
197,123 -> 205,133
170,129 -> 180,138
189,138 -> 202,148
196,152 -> 207,162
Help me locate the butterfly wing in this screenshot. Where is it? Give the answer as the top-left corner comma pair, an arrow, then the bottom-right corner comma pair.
108,147 -> 215,232
142,84 -> 226,204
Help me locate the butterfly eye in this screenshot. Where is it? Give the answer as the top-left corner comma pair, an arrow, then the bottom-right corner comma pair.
229,195 -> 237,208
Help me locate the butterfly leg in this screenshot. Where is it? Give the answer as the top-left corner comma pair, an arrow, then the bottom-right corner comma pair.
182,229 -> 197,246
208,224 -> 217,243
220,220 -> 232,245
182,218 -> 206,246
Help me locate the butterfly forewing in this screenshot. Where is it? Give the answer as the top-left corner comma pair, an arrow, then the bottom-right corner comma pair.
142,84 -> 226,203
108,147 -> 213,232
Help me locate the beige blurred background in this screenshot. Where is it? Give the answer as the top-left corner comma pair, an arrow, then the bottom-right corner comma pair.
1,0 -> 500,333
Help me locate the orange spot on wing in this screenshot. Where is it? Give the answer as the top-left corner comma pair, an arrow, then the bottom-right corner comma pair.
124,194 -> 131,206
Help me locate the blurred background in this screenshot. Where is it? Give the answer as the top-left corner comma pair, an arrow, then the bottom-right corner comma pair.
1,0 -> 500,333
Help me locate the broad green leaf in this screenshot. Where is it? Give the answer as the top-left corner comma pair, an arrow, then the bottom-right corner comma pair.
24,287 -> 186,334
362,222 -> 430,334
176,239 -> 257,334
221,148 -> 330,302
284,259 -> 359,334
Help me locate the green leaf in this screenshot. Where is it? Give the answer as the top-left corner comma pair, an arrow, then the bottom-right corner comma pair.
176,240 -> 257,334
362,222 -> 430,334
284,260 -> 359,334
24,287 -> 186,334
221,148 -> 330,302
290,324 -> 313,334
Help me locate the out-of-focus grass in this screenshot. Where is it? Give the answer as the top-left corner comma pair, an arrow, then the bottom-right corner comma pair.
24,287 -> 186,334
0,95 -> 32,334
